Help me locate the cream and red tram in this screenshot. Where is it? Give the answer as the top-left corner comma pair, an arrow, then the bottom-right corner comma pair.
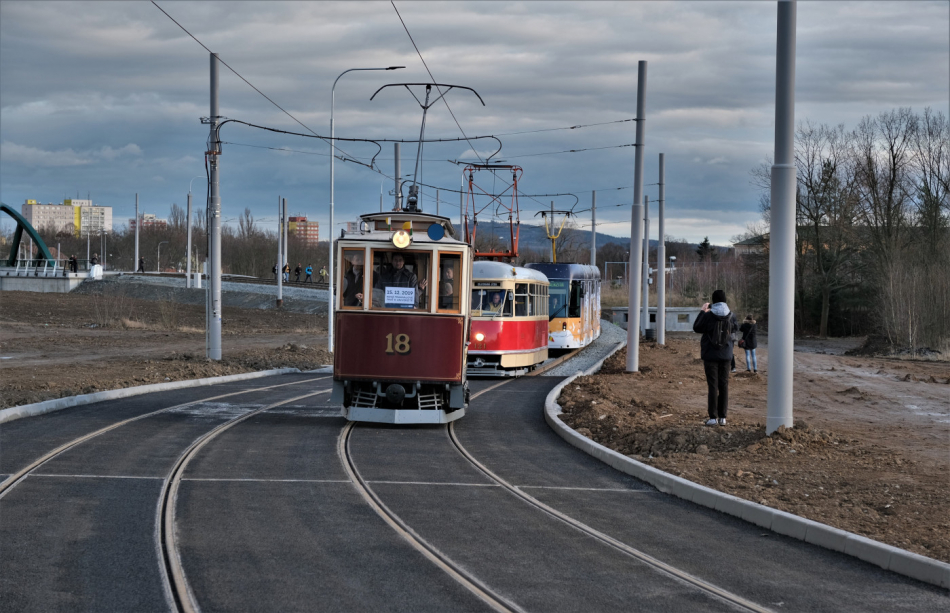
525,263 -> 601,349
467,261 -> 549,377
330,210 -> 473,423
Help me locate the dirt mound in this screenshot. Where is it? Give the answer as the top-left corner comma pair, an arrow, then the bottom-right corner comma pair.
559,340 -> 950,563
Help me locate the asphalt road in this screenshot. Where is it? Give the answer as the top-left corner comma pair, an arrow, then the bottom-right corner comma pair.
1,373 -> 947,612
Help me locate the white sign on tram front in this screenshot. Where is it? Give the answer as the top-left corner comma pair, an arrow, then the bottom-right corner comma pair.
385,286 -> 415,308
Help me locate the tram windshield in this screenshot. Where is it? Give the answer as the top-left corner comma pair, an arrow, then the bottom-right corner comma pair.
370,249 -> 430,310
548,280 -> 568,319
471,287 -> 511,317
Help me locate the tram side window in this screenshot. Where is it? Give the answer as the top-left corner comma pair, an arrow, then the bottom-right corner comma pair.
438,253 -> 461,312
340,249 -> 367,309
569,281 -> 583,318
370,250 -> 430,310
514,283 -> 528,316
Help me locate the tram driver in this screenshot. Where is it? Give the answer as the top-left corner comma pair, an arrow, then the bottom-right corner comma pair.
487,291 -> 504,313
372,252 -> 429,307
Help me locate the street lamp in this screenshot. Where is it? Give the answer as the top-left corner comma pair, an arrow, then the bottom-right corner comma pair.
329,65 -> 404,352
157,241 -> 169,273
669,256 -> 676,289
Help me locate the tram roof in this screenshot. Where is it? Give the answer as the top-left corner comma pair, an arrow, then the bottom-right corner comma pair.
524,262 -> 601,280
473,260 -> 549,283
344,210 -> 460,242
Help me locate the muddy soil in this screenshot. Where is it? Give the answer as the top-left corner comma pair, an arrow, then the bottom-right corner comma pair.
559,337 -> 950,563
0,289 -> 330,408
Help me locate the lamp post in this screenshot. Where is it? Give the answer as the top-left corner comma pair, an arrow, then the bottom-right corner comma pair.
157,241 -> 168,273
188,175 -> 206,288
669,256 -> 676,289
329,65 -> 404,352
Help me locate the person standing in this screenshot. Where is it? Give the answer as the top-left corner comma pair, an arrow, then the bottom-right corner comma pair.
739,315 -> 759,374
137,257 -> 145,273
282,263 -> 290,282
273,263 -> 278,281
319,264 -> 329,285
294,263 -> 302,283
305,264 -> 313,283
692,289 -> 738,426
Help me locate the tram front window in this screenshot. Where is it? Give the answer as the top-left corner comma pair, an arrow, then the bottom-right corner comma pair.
370,250 -> 430,310
548,280 -> 568,319
471,288 -> 511,317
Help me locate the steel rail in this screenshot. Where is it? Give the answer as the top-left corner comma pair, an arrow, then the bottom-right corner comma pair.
338,421 -> 525,613
160,387 -> 332,613
0,376 -> 328,500
446,420 -> 773,613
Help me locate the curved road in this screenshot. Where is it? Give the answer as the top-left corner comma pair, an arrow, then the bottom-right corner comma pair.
1,373 -> 946,611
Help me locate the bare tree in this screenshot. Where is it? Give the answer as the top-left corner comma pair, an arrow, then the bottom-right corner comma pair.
910,107 -> 950,255
795,121 -> 861,337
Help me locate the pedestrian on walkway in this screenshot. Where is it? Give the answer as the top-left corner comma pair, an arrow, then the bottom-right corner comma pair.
739,315 -> 758,374
305,264 -> 313,283
693,289 -> 738,426
137,257 -> 145,273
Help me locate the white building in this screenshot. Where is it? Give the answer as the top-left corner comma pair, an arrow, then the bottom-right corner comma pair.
67,199 -> 112,237
21,199 -> 77,234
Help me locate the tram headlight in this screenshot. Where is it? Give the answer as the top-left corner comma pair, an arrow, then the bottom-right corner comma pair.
562,322 -> 567,331
392,229 -> 412,249
474,332 -> 485,341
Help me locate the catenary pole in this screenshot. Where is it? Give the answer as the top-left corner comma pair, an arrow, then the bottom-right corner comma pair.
590,191 -> 596,266
208,52 -> 223,360
394,142 -> 402,210
277,195 -> 283,307
641,195 -> 650,335
768,0 -> 798,434
657,153 -> 666,345
436,189 -> 440,216
186,191 -> 192,288
134,193 -> 139,272
626,60 -> 647,373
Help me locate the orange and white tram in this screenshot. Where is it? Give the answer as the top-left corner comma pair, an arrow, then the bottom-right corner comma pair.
330,209 -> 473,423
467,261 -> 550,377
525,263 -> 601,349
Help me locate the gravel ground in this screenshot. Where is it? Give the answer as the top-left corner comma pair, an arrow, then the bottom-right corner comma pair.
542,320 -> 627,377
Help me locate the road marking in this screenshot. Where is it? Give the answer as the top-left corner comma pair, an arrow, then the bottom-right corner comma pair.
31,473 -> 165,480
181,478 -> 349,483
515,485 -> 656,493
366,480 -> 500,487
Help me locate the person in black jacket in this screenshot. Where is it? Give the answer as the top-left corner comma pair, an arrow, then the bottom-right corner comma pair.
739,315 -> 758,374
692,289 -> 738,426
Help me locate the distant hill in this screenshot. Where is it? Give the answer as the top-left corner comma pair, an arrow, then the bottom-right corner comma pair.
469,219 -> 662,253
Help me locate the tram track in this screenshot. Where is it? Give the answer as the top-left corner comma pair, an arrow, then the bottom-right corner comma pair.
342,369 -> 771,613
159,387 -> 332,613
0,376 -> 328,501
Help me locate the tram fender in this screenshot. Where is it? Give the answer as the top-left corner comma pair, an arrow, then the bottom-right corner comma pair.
449,382 -> 466,409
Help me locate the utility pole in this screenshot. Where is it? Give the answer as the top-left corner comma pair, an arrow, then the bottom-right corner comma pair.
641,195 -> 650,335
590,191 -> 596,267
436,188 -> 440,216
134,193 -> 139,272
657,153 -> 666,345
277,195 -> 283,307
768,0 -> 798,434
626,60 -> 647,373
207,52 -> 223,360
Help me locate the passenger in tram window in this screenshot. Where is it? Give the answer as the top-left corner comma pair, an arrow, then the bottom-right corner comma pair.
439,263 -> 455,309
342,252 -> 366,307
373,252 -> 429,308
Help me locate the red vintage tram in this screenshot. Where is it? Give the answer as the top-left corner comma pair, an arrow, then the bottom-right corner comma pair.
330,209 -> 473,423
467,261 -> 549,377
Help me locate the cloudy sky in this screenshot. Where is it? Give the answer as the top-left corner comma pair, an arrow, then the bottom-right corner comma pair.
1,1 -> 947,246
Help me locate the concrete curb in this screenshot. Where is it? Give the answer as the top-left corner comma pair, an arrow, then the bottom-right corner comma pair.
544,341 -> 950,590
0,368 -> 305,425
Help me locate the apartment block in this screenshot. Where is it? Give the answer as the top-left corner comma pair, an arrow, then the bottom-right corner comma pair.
21,198 -> 112,236
289,216 -> 320,244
